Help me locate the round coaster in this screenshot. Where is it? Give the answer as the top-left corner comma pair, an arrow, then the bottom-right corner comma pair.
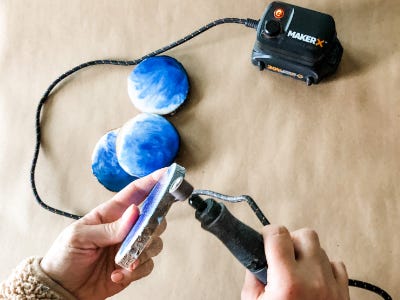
91,129 -> 138,192
116,113 -> 180,177
127,56 -> 189,115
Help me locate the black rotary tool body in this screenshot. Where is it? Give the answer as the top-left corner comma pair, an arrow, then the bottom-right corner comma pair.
189,195 -> 268,284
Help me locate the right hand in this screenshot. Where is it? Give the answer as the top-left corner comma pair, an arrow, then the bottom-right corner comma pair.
241,225 -> 350,300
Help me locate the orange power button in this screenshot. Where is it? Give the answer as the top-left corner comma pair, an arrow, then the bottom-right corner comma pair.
274,8 -> 285,19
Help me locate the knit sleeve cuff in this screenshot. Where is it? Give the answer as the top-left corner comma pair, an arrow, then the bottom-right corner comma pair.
0,256 -> 77,300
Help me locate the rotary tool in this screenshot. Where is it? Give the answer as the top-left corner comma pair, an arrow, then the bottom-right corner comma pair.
114,164 -> 392,300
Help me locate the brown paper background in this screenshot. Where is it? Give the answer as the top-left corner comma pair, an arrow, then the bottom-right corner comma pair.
0,0 -> 399,299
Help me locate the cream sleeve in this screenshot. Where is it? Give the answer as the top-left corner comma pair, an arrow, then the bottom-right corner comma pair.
0,257 -> 77,300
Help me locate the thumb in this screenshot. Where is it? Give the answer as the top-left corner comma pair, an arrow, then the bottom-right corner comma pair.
81,204 -> 140,248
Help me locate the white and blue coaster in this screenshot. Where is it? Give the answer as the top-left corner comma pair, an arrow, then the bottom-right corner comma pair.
116,113 -> 180,177
128,56 -> 189,115
91,129 -> 138,192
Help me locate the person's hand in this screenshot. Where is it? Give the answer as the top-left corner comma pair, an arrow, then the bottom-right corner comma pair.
40,168 -> 166,300
241,225 -> 350,300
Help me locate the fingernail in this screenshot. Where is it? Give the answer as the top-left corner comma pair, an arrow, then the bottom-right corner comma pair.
111,272 -> 124,283
130,259 -> 140,270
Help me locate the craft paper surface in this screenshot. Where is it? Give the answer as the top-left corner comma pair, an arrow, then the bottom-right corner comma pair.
0,0 -> 399,299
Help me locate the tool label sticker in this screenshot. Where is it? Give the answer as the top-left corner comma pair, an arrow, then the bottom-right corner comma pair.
287,30 -> 325,48
267,65 -> 303,79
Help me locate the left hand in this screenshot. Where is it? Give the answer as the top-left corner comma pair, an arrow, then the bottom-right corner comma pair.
40,168 -> 166,300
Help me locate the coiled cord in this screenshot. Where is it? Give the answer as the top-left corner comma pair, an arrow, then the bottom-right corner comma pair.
30,17 -> 256,220
30,16 -> 392,300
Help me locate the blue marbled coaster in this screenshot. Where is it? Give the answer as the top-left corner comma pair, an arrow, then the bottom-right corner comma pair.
116,113 -> 180,177
128,56 -> 189,115
91,129 -> 138,192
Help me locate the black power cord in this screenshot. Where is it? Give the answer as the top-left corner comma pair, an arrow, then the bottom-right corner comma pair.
30,17 -> 392,300
30,17 -> 257,220
348,279 -> 392,299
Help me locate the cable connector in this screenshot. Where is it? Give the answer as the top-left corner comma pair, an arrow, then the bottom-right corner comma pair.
244,18 -> 259,29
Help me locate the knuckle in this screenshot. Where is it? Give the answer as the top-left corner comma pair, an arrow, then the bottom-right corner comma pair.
299,228 -> 319,241
280,279 -> 303,298
263,225 -> 289,237
104,222 -> 117,239
338,261 -> 346,270
333,260 -> 348,277
64,224 -> 83,245
312,277 -> 327,291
